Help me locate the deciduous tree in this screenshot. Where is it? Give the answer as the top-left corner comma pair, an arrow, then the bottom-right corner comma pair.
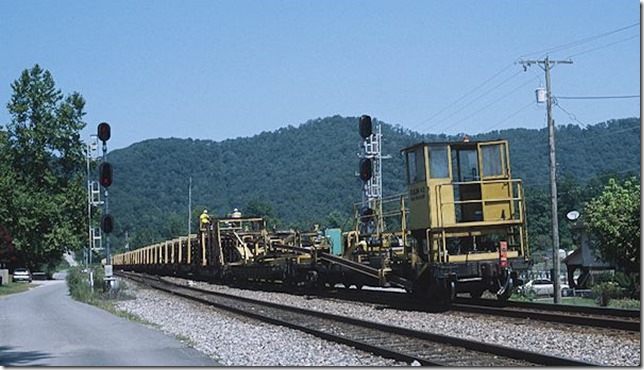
585,177 -> 640,273
1,64 -> 87,270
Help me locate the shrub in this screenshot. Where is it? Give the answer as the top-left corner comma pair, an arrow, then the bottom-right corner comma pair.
66,266 -> 101,303
592,282 -> 622,306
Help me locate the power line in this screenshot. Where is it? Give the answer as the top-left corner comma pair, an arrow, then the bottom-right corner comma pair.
524,165 -> 641,189
565,34 -> 639,58
408,63 -> 518,133
448,77 -> 538,133
411,22 -> 639,137
420,69 -> 524,133
522,125 -> 641,150
556,95 -> 640,100
520,22 -> 639,58
478,100 -> 535,133
554,101 -> 587,128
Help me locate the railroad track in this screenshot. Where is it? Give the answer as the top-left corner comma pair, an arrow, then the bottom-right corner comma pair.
116,271 -> 596,366
452,298 -> 640,332
298,286 -> 640,332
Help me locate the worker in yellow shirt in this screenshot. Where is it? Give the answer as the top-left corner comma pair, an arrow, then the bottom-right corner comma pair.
200,209 -> 211,231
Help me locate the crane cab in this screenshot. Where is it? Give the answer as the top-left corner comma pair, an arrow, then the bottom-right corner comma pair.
402,138 -> 528,297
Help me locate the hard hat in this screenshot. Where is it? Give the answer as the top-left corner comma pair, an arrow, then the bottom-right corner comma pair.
203,210 -> 208,213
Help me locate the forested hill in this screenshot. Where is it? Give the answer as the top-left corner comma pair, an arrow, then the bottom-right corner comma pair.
107,116 -> 640,249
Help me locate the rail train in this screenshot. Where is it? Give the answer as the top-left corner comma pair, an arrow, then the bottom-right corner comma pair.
110,128 -> 530,303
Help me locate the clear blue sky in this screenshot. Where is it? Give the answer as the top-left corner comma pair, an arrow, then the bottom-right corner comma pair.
1,1 -> 640,150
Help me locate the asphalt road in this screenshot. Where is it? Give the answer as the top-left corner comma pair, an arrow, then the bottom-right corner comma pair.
0,277 -> 219,366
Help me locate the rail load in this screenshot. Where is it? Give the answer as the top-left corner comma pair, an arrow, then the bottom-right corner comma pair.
111,134 -> 530,304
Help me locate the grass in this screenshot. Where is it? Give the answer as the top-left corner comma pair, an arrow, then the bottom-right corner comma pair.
173,334 -> 197,348
511,293 -> 640,309
0,281 -> 32,296
65,266 -> 158,327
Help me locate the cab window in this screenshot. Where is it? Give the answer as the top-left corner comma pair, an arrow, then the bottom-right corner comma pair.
406,147 -> 426,184
481,143 -> 507,178
428,145 -> 449,179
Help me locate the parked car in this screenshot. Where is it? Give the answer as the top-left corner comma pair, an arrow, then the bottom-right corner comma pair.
522,279 -> 570,297
12,268 -> 32,283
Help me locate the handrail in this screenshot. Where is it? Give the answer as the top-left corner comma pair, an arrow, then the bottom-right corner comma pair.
436,179 -> 524,228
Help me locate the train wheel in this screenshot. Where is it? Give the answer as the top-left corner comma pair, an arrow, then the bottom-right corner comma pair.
496,275 -> 514,301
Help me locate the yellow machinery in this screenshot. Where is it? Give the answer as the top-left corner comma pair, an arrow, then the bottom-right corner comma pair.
110,136 -> 530,303
399,138 -> 529,299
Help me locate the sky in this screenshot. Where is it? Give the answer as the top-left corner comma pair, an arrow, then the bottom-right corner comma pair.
0,1 -> 640,151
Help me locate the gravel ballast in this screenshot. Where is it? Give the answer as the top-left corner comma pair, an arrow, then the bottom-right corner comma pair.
115,279 -> 640,366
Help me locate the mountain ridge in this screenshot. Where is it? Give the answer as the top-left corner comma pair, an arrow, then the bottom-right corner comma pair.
106,115 -> 640,249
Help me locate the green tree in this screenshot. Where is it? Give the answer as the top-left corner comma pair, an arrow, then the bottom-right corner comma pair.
324,210 -> 349,229
245,199 -> 280,229
1,64 -> 87,271
585,177 -> 640,273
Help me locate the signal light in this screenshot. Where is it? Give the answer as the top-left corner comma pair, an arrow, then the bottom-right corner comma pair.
101,214 -> 114,234
99,162 -> 113,187
97,122 -> 111,142
359,115 -> 372,139
359,158 -> 372,181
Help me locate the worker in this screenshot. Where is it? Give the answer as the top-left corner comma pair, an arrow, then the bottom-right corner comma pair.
231,208 -> 242,218
200,209 -> 211,230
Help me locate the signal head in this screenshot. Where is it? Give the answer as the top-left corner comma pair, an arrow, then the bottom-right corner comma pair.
359,115 -> 372,139
99,162 -> 113,187
359,158 -> 373,181
97,122 -> 111,142
101,214 -> 114,234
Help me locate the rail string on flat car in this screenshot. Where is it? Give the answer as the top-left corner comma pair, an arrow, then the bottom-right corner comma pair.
109,115 -> 530,304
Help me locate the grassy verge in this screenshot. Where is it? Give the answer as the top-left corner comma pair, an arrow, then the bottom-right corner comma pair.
511,293 -> 640,309
66,266 -> 155,326
0,281 -> 32,296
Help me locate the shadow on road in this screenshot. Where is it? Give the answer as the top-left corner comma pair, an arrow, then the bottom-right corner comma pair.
0,345 -> 52,366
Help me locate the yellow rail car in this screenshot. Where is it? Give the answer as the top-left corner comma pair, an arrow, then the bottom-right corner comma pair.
345,138 -> 529,301
111,136 -> 530,304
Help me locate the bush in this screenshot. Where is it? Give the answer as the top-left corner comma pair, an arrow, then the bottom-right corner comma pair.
613,272 -> 639,299
66,266 -> 103,303
592,282 -> 622,306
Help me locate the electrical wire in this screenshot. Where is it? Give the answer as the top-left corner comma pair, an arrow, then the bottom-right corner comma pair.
448,77 -> 539,133
408,63 -> 516,133
411,22 -> 639,138
565,34 -> 639,59
554,101 -> 588,128
420,69 -> 525,133
478,100 -> 536,133
519,22 -> 639,58
556,95 -> 640,100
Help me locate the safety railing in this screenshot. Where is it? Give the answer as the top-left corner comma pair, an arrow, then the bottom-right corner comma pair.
436,179 -> 525,229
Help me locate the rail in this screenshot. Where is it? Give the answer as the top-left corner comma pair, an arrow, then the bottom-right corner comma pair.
117,271 -> 598,366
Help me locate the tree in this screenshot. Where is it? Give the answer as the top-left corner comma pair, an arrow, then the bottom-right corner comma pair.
324,210 -> 349,229
245,199 -> 280,229
585,177 -> 640,273
0,64 -> 87,271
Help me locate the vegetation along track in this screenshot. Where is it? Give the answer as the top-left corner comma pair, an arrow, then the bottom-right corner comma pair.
116,271 -> 596,366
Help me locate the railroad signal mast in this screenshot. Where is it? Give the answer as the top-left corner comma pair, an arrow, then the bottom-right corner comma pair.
86,135 -> 102,268
97,122 -> 114,279
357,115 -> 390,235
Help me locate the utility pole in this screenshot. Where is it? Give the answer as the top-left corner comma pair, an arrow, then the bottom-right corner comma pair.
520,56 -> 572,304
188,176 -> 192,236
